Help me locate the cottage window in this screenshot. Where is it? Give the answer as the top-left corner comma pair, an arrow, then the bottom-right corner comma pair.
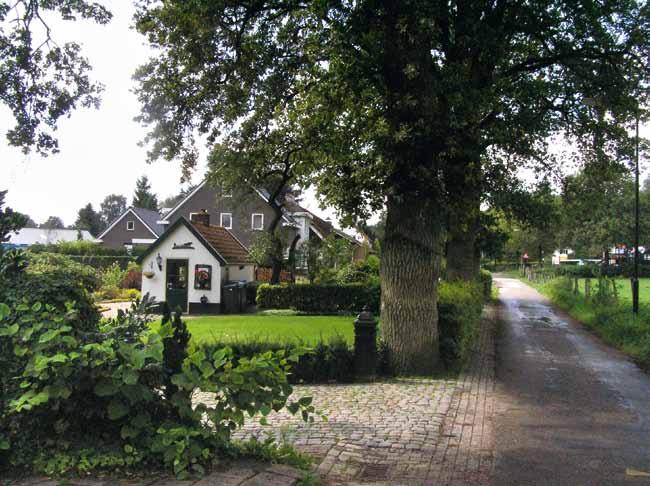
194,264 -> 212,290
251,213 -> 264,230
220,213 -> 232,229
126,221 -> 135,231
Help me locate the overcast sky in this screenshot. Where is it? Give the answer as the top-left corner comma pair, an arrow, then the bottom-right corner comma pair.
0,3 -> 647,227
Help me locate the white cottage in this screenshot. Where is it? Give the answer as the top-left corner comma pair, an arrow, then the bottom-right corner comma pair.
138,211 -> 255,314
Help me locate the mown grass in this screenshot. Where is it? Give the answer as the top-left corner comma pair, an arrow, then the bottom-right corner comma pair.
151,314 -> 355,346
520,276 -> 650,369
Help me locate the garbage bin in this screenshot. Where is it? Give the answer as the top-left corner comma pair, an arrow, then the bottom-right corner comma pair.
222,281 -> 246,314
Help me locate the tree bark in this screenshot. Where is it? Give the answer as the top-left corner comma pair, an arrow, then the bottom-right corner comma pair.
380,196 -> 443,374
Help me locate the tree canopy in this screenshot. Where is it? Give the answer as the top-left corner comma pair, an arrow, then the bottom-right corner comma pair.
0,0 -> 112,154
75,203 -> 102,236
134,0 -> 649,372
40,216 -> 65,230
132,175 -> 159,211
100,194 -> 127,228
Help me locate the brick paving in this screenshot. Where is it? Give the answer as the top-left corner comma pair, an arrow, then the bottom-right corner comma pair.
197,305 -> 498,485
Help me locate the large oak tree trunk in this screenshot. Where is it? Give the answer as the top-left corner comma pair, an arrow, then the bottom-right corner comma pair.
380,196 -> 443,374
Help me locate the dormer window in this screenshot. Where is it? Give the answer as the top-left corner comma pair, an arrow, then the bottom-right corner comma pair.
126,221 -> 135,231
251,213 -> 264,230
220,213 -> 232,229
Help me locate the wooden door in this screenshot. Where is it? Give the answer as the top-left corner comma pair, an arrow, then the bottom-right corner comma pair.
165,259 -> 188,313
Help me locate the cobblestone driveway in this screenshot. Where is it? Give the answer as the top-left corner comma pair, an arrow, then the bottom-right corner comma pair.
196,307 -> 498,485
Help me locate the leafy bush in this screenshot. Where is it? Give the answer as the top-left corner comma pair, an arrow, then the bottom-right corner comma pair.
198,334 -> 355,384
121,262 -> 142,290
0,252 -> 100,327
336,257 -> 380,285
101,262 -> 126,289
479,269 -> 493,300
257,283 -> 380,314
437,281 -> 484,368
0,298 -> 313,478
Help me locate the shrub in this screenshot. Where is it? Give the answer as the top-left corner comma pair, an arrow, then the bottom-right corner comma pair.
198,334 -> 355,384
257,283 -> 380,314
437,281 -> 483,368
0,252 -> 100,328
101,262 -> 126,289
0,299 -> 314,478
479,269 -> 493,300
336,258 -> 380,285
121,262 -> 142,290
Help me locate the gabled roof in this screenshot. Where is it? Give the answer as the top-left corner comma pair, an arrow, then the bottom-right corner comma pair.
98,207 -> 165,240
137,217 -> 253,266
191,222 -> 254,264
131,207 -> 166,236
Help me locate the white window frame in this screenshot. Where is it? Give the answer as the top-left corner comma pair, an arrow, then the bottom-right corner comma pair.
220,213 -> 232,229
251,213 -> 264,230
126,220 -> 135,231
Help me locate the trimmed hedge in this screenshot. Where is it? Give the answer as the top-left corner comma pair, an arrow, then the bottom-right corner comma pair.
198,335 -> 356,384
437,281 -> 484,368
257,283 -> 380,314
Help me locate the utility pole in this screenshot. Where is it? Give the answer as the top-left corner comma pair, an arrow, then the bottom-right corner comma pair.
633,114 -> 640,315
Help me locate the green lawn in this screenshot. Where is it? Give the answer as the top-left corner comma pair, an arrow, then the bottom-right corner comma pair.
153,314 -> 355,345
573,277 -> 650,304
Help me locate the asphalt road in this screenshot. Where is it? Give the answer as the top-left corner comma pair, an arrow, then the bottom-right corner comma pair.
493,277 -> 650,486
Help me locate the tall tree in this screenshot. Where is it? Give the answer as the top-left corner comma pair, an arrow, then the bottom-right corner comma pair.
0,1 -> 111,154
134,0 -> 648,373
75,203 -> 103,236
132,175 -> 159,211
40,216 -> 65,229
100,194 -> 127,228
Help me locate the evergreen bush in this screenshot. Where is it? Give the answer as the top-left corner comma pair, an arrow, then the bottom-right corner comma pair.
257,283 -> 380,314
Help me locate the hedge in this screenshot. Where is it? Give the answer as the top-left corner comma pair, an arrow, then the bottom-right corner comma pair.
198,335 -> 357,383
437,281 -> 484,368
257,282 -> 380,314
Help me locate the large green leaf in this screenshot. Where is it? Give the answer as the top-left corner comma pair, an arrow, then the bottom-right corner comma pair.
0,303 -> 10,320
94,379 -> 118,397
107,399 -> 129,420
0,323 -> 18,337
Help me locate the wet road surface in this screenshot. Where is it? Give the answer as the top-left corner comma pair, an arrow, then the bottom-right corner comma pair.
493,277 -> 650,486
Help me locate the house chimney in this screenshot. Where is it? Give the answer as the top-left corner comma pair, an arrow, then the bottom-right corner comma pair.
191,209 -> 210,226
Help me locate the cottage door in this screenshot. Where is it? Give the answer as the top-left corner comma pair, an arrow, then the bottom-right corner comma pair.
165,259 -> 189,313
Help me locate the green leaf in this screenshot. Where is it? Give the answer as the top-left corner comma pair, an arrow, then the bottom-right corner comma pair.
29,390 -> 50,406
107,399 -> 129,420
38,329 -> 59,343
0,438 -> 9,450
122,369 -> 139,385
51,353 -> 67,363
298,396 -> 313,407
94,379 -> 118,397
0,323 -> 18,337
0,303 -> 10,320
31,302 -> 42,312
121,426 -> 139,439
260,404 -> 272,416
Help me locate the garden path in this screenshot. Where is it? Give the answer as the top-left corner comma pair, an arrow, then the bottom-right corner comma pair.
197,306 -> 499,485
